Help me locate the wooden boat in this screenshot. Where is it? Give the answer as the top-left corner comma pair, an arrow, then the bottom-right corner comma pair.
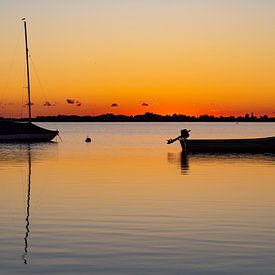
180,136 -> 275,153
0,19 -> 58,143
167,129 -> 275,153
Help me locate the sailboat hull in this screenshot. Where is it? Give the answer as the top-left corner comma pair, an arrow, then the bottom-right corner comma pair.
0,133 -> 58,142
0,121 -> 58,142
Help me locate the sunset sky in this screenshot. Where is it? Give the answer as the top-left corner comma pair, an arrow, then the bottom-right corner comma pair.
0,0 -> 275,118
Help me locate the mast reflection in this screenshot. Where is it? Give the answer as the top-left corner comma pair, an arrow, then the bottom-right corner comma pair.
0,143 -> 58,264
22,145 -> 31,264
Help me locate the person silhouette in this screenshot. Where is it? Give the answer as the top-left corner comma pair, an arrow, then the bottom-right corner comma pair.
167,129 -> 191,144
180,129 -> 190,139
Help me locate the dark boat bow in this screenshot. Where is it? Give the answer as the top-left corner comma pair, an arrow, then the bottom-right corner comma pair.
0,121 -> 58,142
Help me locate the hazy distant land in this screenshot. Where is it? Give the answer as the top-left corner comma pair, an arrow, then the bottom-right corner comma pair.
2,112 -> 275,122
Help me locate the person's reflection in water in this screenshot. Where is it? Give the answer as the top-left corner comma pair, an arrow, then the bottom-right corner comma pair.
22,145 -> 31,264
180,152 -> 189,175
167,152 -> 189,175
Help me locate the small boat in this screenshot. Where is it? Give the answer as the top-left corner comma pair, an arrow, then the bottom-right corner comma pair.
0,19 -> 58,143
168,129 -> 275,153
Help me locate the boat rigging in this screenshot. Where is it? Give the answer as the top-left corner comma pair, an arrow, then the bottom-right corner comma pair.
0,19 -> 58,142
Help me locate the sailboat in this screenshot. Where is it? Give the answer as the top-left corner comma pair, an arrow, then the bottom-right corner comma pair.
0,19 -> 58,142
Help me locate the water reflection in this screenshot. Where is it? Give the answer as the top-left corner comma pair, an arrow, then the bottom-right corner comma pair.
22,146 -> 31,264
167,152 -> 189,175
0,142 -> 58,163
168,152 -> 275,175
0,143 -> 58,265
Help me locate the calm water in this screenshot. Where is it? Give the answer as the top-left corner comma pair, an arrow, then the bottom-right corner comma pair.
1,122 -> 275,274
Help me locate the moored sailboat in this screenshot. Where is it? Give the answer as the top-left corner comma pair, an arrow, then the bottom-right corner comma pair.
0,19 -> 58,142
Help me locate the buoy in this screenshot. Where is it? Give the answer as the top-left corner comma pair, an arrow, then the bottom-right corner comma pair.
85,137 -> 91,143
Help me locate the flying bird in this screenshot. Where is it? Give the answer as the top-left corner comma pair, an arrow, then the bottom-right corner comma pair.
111,103 -> 119,107
43,101 -> 52,107
75,100 -> 82,106
67,99 -> 82,106
67,99 -> 75,104
142,102 -> 149,106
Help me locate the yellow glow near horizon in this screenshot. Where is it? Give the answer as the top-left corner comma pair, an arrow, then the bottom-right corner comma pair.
0,0 -> 275,117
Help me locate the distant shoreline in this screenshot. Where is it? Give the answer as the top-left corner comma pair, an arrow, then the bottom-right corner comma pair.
1,112 -> 275,122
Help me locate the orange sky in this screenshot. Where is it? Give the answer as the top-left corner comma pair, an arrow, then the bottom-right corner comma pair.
0,0 -> 275,118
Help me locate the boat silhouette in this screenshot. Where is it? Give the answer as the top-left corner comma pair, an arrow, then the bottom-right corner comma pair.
168,129 -> 275,153
0,19 -> 58,142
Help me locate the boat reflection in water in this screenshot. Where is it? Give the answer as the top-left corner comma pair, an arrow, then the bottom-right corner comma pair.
167,151 -> 275,175
0,143 -> 58,265
18,143 -> 58,264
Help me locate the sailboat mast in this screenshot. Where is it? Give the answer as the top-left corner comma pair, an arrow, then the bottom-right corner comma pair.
23,20 -> 32,122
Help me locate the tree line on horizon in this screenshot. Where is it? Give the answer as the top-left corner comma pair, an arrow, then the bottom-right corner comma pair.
2,112 -> 274,122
